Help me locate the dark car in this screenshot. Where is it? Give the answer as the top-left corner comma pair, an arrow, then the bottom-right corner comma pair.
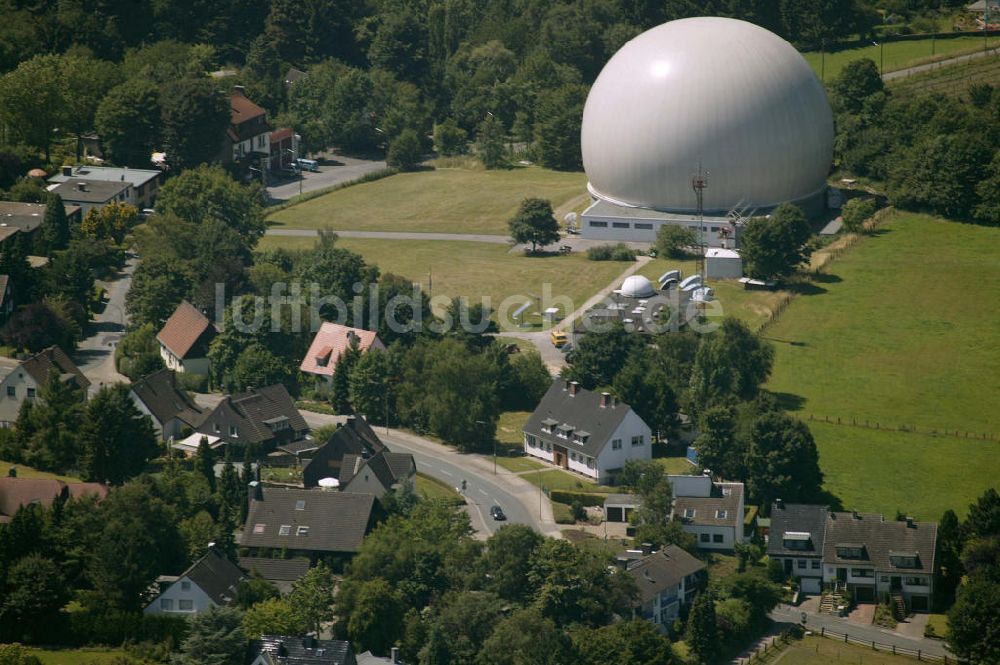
490,505 -> 506,521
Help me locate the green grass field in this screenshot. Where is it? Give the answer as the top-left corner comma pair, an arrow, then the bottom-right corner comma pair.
653,456 -> 697,475
523,469 -> 616,494
258,235 -> 634,328
802,34 -> 995,81
0,461 -> 80,482
268,165 -> 587,235
765,213 -> 1000,518
25,647 -> 129,664
888,52 -> 1000,97
415,472 -> 464,505
748,635 -> 935,665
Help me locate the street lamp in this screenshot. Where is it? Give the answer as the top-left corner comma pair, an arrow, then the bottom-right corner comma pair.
871,40 -> 884,76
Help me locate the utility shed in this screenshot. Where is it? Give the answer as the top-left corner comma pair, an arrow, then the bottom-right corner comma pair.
705,247 -> 743,279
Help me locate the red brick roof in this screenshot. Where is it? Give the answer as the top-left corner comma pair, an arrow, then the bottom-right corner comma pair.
300,323 -> 384,378
270,127 -> 293,142
0,477 -> 108,523
157,301 -> 213,360
230,91 -> 266,126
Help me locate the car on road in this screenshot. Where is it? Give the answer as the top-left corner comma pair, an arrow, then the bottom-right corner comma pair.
490,505 -> 506,521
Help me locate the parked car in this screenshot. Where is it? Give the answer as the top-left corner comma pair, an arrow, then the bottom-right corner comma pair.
296,158 -> 320,172
490,505 -> 506,521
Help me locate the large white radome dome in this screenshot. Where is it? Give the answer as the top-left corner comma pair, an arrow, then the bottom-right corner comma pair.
581,17 -> 834,214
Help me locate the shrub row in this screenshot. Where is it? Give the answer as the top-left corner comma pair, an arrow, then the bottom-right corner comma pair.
586,243 -> 636,261
549,490 -> 607,508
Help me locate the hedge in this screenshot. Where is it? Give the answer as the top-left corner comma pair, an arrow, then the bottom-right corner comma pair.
549,490 -> 607,507
65,610 -> 188,647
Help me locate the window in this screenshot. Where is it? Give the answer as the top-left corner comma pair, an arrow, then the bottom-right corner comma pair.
721,487 -> 732,496
631,435 -> 644,447
851,568 -> 874,578
229,425 -> 238,437
635,223 -> 653,230
214,423 -> 221,434
160,598 -> 174,610
26,388 -> 35,399
715,510 -> 727,519
684,508 -> 696,518
798,559 -> 807,569
180,581 -> 191,591
526,435 -> 537,447
295,500 -> 306,510
297,526 -> 310,536
811,560 -> 821,569
881,576 -> 890,583
587,457 -> 595,469
6,386 -> 13,397
545,443 -> 551,452
178,599 -> 193,611
699,533 -> 710,543
253,523 -> 265,534
570,452 -> 576,461
710,226 -> 720,232
589,221 -> 608,228
612,439 -> 622,450
612,222 -> 629,229
905,576 -> 927,586
713,534 -> 724,543
278,525 -> 291,536
836,546 -> 865,559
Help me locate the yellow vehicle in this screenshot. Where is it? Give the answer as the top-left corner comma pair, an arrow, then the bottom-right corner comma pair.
550,330 -> 568,348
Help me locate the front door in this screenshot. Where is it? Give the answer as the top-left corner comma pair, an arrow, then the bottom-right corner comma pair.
836,568 -> 847,582
784,559 -> 793,575
553,447 -> 568,469
891,577 -> 902,591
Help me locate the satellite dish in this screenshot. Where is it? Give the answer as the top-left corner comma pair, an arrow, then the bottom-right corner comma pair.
563,212 -> 578,225
318,477 -> 340,490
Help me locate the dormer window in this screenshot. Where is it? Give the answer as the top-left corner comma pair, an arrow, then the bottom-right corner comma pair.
540,417 -> 558,434
572,430 -> 590,445
890,552 -> 920,569
556,424 -> 573,439
684,508 -> 696,518
229,425 -> 238,438
835,544 -> 867,560
315,346 -> 333,367
782,532 -> 812,551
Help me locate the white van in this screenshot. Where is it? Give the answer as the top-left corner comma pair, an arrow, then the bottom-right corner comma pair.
296,158 -> 320,172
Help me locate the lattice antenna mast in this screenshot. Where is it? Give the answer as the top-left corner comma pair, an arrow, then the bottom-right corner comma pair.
691,166 -> 708,277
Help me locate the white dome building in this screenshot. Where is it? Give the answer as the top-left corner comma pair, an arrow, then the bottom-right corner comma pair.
579,17 -> 833,244
619,275 -> 656,298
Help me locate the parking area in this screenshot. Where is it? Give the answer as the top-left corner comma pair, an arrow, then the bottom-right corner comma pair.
266,152 -> 387,202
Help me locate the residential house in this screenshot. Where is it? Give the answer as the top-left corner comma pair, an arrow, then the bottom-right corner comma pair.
822,510 -> 936,610
238,556 -> 310,594
0,475 -> 107,523
622,544 -> 706,631
522,380 -> 652,483
604,493 -> 640,523
269,128 -> 299,171
220,86 -> 271,169
197,384 -> 309,454
300,323 -> 385,387
0,346 -> 89,426
144,548 -> 247,616
47,178 -> 130,216
766,501 -> 828,594
337,450 -> 416,500
249,636 -> 357,665
156,301 -> 216,375
284,67 -> 307,87
49,165 -> 163,209
129,368 -> 205,440
670,474 -> 745,551
0,201 -> 82,246
241,483 -> 378,561
301,416 -> 387,488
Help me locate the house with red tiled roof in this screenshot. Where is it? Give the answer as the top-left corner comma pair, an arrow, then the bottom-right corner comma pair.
0,346 -> 89,426
157,301 -> 216,376
219,86 -> 271,169
300,323 -> 384,386
0,473 -> 108,523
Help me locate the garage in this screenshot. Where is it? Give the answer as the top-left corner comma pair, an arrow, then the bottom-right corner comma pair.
800,577 -> 821,594
853,585 -> 876,603
606,506 -> 624,522
910,595 -> 929,612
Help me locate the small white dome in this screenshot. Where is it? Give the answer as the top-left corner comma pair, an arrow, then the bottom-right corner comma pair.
621,275 -> 656,298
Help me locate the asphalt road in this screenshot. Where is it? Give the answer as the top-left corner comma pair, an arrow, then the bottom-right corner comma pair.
266,153 -> 387,202
75,254 -> 137,392
266,229 -> 511,244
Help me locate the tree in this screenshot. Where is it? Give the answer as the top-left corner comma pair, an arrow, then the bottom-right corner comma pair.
331,339 -> 362,413
38,193 -> 69,253
195,436 -> 217,493
565,321 -> 643,389
227,343 -> 292,394
0,55 -> 63,160
534,84 -> 587,171
974,151 -> 1000,225
348,348 -> 392,426
476,607 -> 575,665
740,204 -> 812,280
0,643 -> 42,665
173,606 -> 246,665
694,406 -> 743,480
218,452 -> 242,518
241,597 -> 303,639
96,79 -> 162,167
12,369 -> 84,472
476,113 -> 506,168
841,197 -> 878,234
290,562 -> 335,635
125,256 -> 194,328
1,303 -> 78,354
947,578 -> 1000,665
80,201 -> 139,244
79,384 -> 159,485
688,317 -> 774,414
887,133 -> 992,219
235,569 -> 279,610
745,413 -> 823,508
508,197 -> 560,253
685,591 -> 719,665
480,524 -> 545,602
114,323 -> 165,380
60,55 -> 122,160
965,488 -> 1000,540
829,58 -> 885,115
433,119 -> 467,156
418,591 -> 504,665
571,620 -> 675,665
160,77 -> 230,170
613,348 -> 680,437
0,555 -> 68,643
155,165 -> 267,243
386,128 -> 422,171
655,224 -> 699,259
935,509 -> 964,608
345,578 -> 405,655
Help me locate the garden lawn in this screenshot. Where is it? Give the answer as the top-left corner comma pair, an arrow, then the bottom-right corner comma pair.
801,34 -> 995,81
755,635 -> 938,665
0,460 -> 80,482
653,456 -> 697,475
25,648 -> 128,664
258,236 -> 634,328
523,469 -> 616,494
889,52 -> 1000,98
415,472 -> 464,505
496,411 -> 530,454
268,165 -> 587,235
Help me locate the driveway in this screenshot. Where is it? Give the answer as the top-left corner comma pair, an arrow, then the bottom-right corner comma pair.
266,152 -> 387,202
267,229 -> 511,244
75,254 -> 136,392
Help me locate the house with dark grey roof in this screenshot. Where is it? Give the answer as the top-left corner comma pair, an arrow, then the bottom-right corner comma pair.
144,547 -> 247,616
821,511 -> 936,610
0,346 -> 89,426
157,300 -> 216,375
523,379 -> 651,483
669,474 -> 745,551
249,636 -> 357,665
241,483 -> 378,561
49,165 -> 163,209
47,178 -> 131,215
338,450 -> 416,500
302,417 -> 387,489
766,501 -> 828,594
238,556 -> 310,594
197,385 -> 309,454
622,544 -> 706,631
129,369 -> 205,440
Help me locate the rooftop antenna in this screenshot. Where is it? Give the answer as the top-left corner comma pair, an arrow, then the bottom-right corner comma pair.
691,165 -> 708,278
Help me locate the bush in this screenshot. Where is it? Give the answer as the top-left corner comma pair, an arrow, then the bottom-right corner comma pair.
655,225 -> 699,259
386,129 -> 423,171
175,372 -> 208,393
549,490 -> 607,507
433,120 -> 467,156
570,500 -> 586,521
841,197 -> 878,233
65,609 -> 188,647
586,243 -> 636,261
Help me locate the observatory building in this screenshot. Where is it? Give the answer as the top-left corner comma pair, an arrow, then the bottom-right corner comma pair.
579,17 -> 834,245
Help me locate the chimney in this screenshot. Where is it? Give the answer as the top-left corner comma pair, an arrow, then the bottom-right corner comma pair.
641,542 -> 653,556
775,498 -> 784,510
563,378 -> 571,391
248,480 -> 262,503
391,647 -> 400,664
76,182 -> 87,192
303,636 -> 317,649
906,516 -> 915,528
61,165 -> 72,177
207,541 -> 216,551
600,392 -> 611,408
702,468 -> 712,477
852,510 -> 860,520
7,466 -> 15,478
569,381 -> 580,396
233,84 -> 246,96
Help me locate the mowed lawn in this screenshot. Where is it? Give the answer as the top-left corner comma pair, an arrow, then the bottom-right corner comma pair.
25,647 -> 129,664
802,34 -> 994,80
765,213 -> 1000,517
761,636 -> 937,665
258,236 -> 634,328
268,166 -> 587,235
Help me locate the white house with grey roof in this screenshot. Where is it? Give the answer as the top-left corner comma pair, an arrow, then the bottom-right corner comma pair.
523,379 -> 651,483
670,474 -> 745,551
144,547 -> 246,616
